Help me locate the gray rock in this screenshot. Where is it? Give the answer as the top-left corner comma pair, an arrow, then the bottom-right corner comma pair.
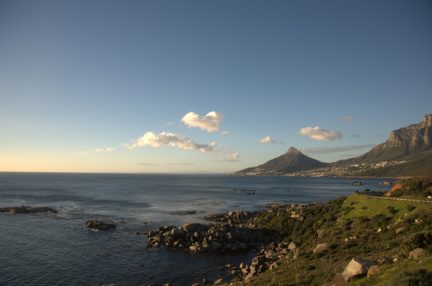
313,243 -> 328,253
342,258 -> 376,281
270,262 -> 278,270
171,228 -> 186,238
367,265 -> 381,277
251,255 -> 266,266
395,227 -> 405,234
211,241 -> 222,250
409,248 -> 426,260
85,220 -> 116,231
288,241 -> 300,250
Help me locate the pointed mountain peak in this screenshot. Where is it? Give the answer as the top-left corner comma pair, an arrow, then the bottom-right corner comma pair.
286,147 -> 301,155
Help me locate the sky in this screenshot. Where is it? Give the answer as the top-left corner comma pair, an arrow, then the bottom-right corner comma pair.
1,0 -> 432,174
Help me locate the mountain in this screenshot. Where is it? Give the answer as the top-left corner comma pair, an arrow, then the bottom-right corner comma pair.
231,147 -> 328,176
231,114 -> 432,177
338,114 -> 432,164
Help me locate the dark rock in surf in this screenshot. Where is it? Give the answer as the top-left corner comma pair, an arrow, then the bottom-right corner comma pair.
0,206 -> 58,214
85,220 -> 116,231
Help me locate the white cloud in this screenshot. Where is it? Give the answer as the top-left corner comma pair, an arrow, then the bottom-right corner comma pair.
125,131 -> 217,153
71,147 -> 114,157
166,121 -> 176,126
181,111 -> 225,132
223,152 -> 240,162
94,147 -> 115,152
340,115 -> 354,122
221,131 -> 231,135
259,136 -> 276,144
297,127 -> 342,141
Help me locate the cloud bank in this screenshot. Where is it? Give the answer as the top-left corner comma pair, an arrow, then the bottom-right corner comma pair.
181,111 -> 225,132
259,136 -> 276,144
125,132 -> 217,152
301,144 -> 375,155
297,127 -> 342,141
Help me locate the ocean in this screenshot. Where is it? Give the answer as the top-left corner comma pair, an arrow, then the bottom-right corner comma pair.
0,173 -> 394,285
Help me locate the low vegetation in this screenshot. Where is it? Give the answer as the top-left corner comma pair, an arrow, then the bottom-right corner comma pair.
236,175 -> 432,285
389,175 -> 432,198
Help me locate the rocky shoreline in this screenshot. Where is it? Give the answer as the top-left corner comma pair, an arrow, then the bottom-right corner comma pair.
144,203 -> 315,285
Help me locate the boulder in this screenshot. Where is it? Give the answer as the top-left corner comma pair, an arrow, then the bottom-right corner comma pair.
409,248 -> 426,260
395,227 -> 405,234
211,241 -> 222,251
367,265 -> 381,277
288,241 -> 300,250
85,220 -> 116,231
313,243 -> 328,253
171,228 -> 186,238
342,258 -> 376,281
251,255 -> 266,266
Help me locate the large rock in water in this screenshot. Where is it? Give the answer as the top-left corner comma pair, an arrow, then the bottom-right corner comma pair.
342,258 -> 376,281
85,220 -> 116,231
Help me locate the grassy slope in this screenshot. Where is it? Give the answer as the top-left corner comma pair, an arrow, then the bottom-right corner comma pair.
242,194 -> 432,286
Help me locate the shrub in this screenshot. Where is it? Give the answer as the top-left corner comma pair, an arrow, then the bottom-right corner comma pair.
387,206 -> 398,215
388,268 -> 432,286
400,231 -> 432,257
407,205 -> 416,212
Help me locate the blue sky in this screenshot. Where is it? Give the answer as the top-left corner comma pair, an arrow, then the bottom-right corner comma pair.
1,0 -> 431,173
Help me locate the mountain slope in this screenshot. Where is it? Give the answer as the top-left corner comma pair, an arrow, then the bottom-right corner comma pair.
232,114 -> 432,177
338,114 -> 432,164
231,147 -> 328,176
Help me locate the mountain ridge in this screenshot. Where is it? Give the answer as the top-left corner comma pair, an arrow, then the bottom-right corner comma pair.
231,114 -> 432,177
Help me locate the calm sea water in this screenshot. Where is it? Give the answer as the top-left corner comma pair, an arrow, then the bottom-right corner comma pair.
0,173 -> 394,286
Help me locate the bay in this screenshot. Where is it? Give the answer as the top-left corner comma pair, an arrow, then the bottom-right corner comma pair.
0,173 -> 394,285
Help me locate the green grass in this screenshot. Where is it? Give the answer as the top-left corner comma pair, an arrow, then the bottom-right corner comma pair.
243,192 -> 432,285
342,194 -> 432,220
350,259 -> 432,286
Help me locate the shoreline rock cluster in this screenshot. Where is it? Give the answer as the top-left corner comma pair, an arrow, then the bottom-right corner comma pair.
0,206 -> 57,213
145,207 -> 307,284
146,211 -> 280,254
220,240 -> 303,283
